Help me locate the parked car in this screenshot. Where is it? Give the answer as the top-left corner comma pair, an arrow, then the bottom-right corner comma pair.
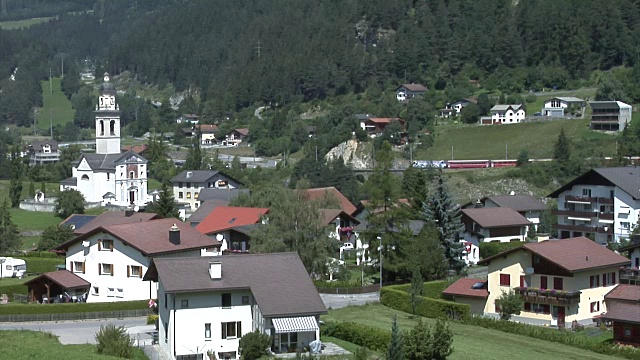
534,112 -> 542,116
340,243 -> 354,251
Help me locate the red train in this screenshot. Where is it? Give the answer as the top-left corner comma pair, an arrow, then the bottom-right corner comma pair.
437,159 -> 519,169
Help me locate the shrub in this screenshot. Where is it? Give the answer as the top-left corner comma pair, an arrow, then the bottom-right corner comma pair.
478,242 -> 523,259
238,331 -> 271,360
24,257 -> 64,274
496,289 -> 523,321
0,300 -> 148,315
95,324 -> 134,358
321,321 -> 391,352
0,283 -> 28,297
146,314 -> 158,325
381,286 -> 470,320
525,94 -> 537,103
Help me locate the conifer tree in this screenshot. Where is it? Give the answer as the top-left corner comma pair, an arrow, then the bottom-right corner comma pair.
184,130 -> 203,170
422,171 -> 465,272
146,184 -> 180,219
0,199 -> 20,252
553,128 -> 571,164
28,181 -> 35,198
9,146 -> 23,208
386,315 -> 404,360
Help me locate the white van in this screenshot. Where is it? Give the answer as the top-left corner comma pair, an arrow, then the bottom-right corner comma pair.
0,257 -> 27,278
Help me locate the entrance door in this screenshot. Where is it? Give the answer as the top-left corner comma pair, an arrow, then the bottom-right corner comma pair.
129,191 -> 135,204
557,306 -> 566,329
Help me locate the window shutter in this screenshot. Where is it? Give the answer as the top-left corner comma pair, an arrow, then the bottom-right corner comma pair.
111,264 -> 114,276
98,240 -> 102,251
221,323 -> 226,339
237,322 -> 241,337
127,266 -> 130,278
110,241 -> 114,252
612,272 -> 616,284
70,262 -> 74,272
82,261 -> 86,274
98,263 -> 102,275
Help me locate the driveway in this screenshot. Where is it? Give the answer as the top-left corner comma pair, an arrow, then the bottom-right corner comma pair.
320,292 -> 379,309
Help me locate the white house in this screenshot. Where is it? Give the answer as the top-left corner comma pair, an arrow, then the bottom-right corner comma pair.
541,97 -> 585,117
589,101 -> 632,132
176,114 -> 200,125
319,209 -> 360,242
450,98 -> 477,115
481,104 -> 526,125
55,219 -> 221,303
170,170 -> 243,211
144,252 -> 327,360
395,83 -> 427,102
548,167 -> 640,244
60,73 -> 149,207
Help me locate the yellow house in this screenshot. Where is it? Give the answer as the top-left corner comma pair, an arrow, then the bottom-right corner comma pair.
447,237 -> 629,327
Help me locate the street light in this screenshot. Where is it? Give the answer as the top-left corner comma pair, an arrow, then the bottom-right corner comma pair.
377,236 -> 382,290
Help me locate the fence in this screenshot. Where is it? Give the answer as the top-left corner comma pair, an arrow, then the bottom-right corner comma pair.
316,284 -> 380,294
0,308 -> 149,322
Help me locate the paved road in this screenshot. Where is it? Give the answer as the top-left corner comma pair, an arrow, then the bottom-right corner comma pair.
320,292 -> 379,309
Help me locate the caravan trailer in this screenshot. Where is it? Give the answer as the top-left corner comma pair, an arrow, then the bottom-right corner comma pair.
0,257 -> 27,278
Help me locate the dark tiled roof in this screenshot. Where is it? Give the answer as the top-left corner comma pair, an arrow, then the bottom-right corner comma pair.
197,124 -> 218,133
60,214 -> 97,230
230,223 -> 262,236
605,284 -> 640,302
72,211 -> 159,235
462,207 -> 531,228
59,218 -> 220,256
30,140 -> 58,152
397,83 -> 428,92
188,200 -> 229,225
442,278 -> 488,298
170,170 -> 241,184
319,209 -> 359,226
479,237 -> 630,272
145,253 -> 327,317
303,187 -> 357,215
60,177 -> 77,186
601,302 -> 640,324
195,206 -> 269,235
25,270 -> 90,290
549,167 -> 640,200
234,128 -> 249,136
589,101 -> 628,109
76,151 -> 146,170
486,195 -> 546,212
197,188 -> 249,203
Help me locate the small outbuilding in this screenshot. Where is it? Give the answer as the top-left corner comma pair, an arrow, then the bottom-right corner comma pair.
25,270 -> 90,303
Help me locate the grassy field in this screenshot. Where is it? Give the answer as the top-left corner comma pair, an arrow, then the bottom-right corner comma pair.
0,180 -> 62,234
322,304 -> 619,360
0,275 -> 35,286
0,330 -> 148,360
36,77 -> 75,132
421,118 -> 617,160
0,17 -> 52,29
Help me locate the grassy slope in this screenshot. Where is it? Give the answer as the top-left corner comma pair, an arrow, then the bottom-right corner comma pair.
323,304 -> 618,360
36,77 -> 75,132
0,181 -> 62,233
0,330 -> 148,360
0,17 -> 52,29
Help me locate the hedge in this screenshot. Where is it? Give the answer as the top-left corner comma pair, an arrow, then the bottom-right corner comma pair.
479,242 -> 524,259
463,316 -> 640,360
0,252 -> 60,258
0,283 -> 28,297
25,258 -> 64,274
381,285 -> 470,320
0,300 -> 149,315
321,321 -> 390,352
392,280 -> 450,299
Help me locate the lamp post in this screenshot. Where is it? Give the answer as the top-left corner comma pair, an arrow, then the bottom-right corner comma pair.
377,236 -> 382,290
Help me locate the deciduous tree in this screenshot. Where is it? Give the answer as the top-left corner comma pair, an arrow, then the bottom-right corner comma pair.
38,224 -> 75,251
497,289 -> 523,321
54,189 -> 85,218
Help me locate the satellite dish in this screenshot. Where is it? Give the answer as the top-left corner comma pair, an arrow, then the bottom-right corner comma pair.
525,267 -> 534,275
215,234 -> 224,241
133,205 -> 140,212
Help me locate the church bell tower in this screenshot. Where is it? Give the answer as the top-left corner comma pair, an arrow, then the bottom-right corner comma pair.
95,72 -> 121,154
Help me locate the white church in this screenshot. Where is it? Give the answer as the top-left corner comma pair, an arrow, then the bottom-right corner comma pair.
60,73 -> 149,207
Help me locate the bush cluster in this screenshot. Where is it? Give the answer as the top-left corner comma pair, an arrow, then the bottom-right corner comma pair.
393,280 -> 451,299
478,242 -> 523,259
238,331 -> 271,360
146,314 -> 158,325
95,324 -> 134,358
0,252 -> 60,258
0,300 -> 148,315
0,284 -> 28,297
24,257 -> 64,274
321,321 -> 390,353
381,286 -> 470,320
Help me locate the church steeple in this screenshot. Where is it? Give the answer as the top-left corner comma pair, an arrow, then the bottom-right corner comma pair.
95,72 -> 121,154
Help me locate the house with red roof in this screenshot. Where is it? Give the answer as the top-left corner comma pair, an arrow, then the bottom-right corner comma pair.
358,117 -> 405,137
319,209 -> 360,242
54,218 -> 221,303
195,206 -> 269,252
444,237 -> 629,327
442,278 -> 489,314
302,187 -> 357,215
602,284 -> 640,346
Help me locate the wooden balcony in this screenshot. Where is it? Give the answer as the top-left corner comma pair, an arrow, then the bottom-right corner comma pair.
598,212 -> 614,221
553,209 -> 595,218
565,195 -> 596,203
619,267 -> 640,285
597,197 -> 614,205
514,287 -> 581,306
553,224 -> 613,234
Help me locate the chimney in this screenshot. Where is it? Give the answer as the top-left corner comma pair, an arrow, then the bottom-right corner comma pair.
169,224 -> 180,245
186,171 -> 193,179
209,261 -> 222,280
125,209 -> 134,217
474,199 -> 482,208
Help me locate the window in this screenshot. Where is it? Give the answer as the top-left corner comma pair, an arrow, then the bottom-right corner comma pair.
624,327 -> 633,338
205,323 -> 211,339
603,272 -> 616,286
222,293 -> 232,307
532,304 -> 550,314
81,174 -> 89,181
128,265 -> 142,278
195,192 -> 199,199
590,301 -> 600,313
499,274 -> 510,286
164,294 -> 168,309
187,192 -> 192,199
181,300 -> 189,308
186,182 -> 191,189
221,322 -> 241,339
178,182 -> 183,188
116,288 -> 124,298
590,275 -> 600,288
72,261 -> 85,274
204,247 -> 217,253
582,189 -> 591,197
242,296 -> 250,305
179,192 -> 184,199
92,286 -> 99,295
621,222 -> 630,230
524,302 -> 531,312
99,239 -> 114,251
107,288 -> 115,297
553,277 -> 563,290
540,276 -> 548,289
99,263 -> 114,276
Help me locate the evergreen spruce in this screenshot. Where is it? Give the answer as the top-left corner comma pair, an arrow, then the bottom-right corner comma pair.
184,128 -> 203,170
146,184 -> 180,219
422,171 -> 465,272
9,146 -> 23,208
0,199 -> 20,252
553,128 -> 571,164
28,181 -> 35,198
409,268 -> 423,315
386,315 -> 404,360
41,181 -> 46,194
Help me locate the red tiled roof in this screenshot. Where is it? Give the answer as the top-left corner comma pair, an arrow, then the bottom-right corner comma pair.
442,278 -> 488,298
479,237 -> 630,273
25,270 -> 90,290
197,124 -> 218,133
195,206 -> 269,235
367,117 -> 403,124
303,187 -> 357,215
234,128 -> 250,136
74,211 -> 159,235
462,207 -> 531,228
605,284 -> 640,302
398,83 -> 428,92
601,302 -> 640,324
121,144 -> 148,154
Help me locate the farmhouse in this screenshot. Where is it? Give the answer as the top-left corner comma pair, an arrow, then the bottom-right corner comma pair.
170,170 -> 243,211
480,104 -> 525,125
396,83 -> 427,102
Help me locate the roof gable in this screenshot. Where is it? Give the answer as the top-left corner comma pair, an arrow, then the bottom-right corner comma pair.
195,206 -> 269,234
548,167 -> 640,200
303,187 -> 357,215
486,195 -> 546,212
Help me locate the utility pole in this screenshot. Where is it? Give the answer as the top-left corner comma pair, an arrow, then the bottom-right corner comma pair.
49,110 -> 53,139
506,143 -> 508,160
451,145 -> 454,161
33,110 -> 36,136
255,40 -> 262,62
61,54 -> 64,79
49,68 -> 53,95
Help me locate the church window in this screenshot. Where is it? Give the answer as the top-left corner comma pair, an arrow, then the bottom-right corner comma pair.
81,174 -> 89,181
99,120 -> 104,136
187,192 -> 192,199
129,171 -> 135,179
179,192 -> 183,199
110,120 -> 116,136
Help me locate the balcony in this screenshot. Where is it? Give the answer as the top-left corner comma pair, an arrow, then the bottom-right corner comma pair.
514,287 -> 581,306
597,197 -> 614,205
619,267 -> 640,285
598,213 -> 614,221
565,195 -> 596,203
553,209 -> 595,219
553,224 -> 613,234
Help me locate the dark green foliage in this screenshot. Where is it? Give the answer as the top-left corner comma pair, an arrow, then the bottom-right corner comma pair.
40,181 -> 46,194
0,200 -> 20,253
409,269 -> 423,315
404,318 -> 454,360
28,181 -> 35,198
516,149 -> 529,166
54,189 -> 85,219
321,321 -> 391,353
381,286 -> 470,320
429,319 -> 454,360
183,131 -> 203,170
353,346 -> 369,360
478,242 -> 524,259
9,147 -> 23,208
0,284 -> 28,297
38,225 -> 75,251
238,331 -> 271,360
496,289 -> 523,321
386,316 -> 403,360
393,280 -> 451,300
553,128 -> 571,164
460,103 -> 481,124
0,300 -> 148,315
411,224 -> 447,281
95,324 -> 134,358
145,184 -> 179,219
23,257 -> 64,274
